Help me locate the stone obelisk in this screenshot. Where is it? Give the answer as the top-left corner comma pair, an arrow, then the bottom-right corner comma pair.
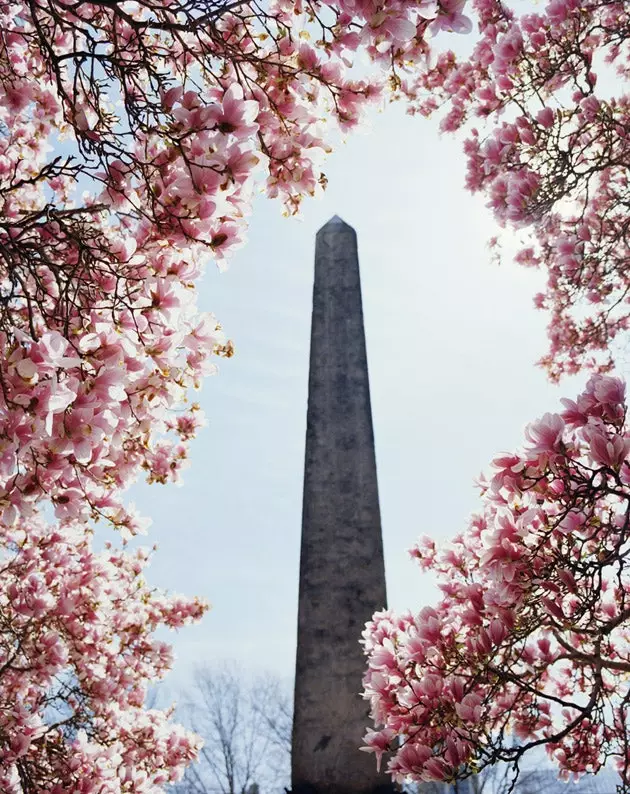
292,217 -> 389,794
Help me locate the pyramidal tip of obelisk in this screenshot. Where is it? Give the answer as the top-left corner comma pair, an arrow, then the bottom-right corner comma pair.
319,214 -> 354,232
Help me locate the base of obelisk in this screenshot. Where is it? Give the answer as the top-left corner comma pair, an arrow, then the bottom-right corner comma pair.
287,783 -> 399,794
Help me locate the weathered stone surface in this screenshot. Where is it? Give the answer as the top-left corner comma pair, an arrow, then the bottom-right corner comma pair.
292,217 -> 389,794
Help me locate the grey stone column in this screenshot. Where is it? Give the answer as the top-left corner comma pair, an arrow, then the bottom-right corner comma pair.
292,217 -> 390,794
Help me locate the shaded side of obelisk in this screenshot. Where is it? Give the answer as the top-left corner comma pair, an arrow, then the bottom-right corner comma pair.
292,216 -> 389,794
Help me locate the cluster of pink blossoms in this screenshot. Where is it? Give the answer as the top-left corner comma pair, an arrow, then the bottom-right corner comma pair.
363,375 -> 630,788
397,0 -> 630,380
0,518 -> 205,792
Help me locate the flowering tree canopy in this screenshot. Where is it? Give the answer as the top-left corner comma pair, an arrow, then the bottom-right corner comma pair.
362,376 -> 630,789
2,0 -> 629,787
0,521 -> 206,792
398,0 -> 630,380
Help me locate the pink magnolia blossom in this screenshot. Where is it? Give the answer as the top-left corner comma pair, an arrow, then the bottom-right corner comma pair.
361,728 -> 397,771
524,412 -> 565,455
430,0 -> 473,34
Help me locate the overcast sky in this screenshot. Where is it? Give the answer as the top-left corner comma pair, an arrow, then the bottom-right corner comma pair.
129,101 -> 586,695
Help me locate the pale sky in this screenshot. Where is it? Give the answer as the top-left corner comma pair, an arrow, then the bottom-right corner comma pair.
129,101 -> 585,695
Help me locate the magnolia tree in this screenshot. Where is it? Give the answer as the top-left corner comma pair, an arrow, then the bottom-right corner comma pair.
0,0 -> 481,789
397,0 -> 630,381
3,0 -> 629,788
362,375 -> 630,788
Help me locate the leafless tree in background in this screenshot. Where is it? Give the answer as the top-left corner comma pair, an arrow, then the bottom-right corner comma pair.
413,764 -> 618,794
172,665 -> 292,794
251,676 -> 292,760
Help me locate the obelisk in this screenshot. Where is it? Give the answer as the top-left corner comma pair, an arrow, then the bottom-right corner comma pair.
292,217 -> 389,794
